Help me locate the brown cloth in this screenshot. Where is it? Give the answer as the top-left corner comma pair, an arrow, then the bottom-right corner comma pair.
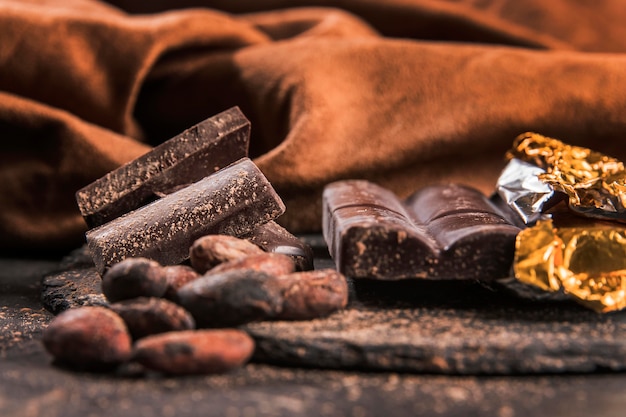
3,0 -> 626,253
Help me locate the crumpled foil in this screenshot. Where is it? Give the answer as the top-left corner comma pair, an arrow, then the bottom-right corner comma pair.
496,158 -> 554,225
513,219 -> 626,313
494,132 -> 626,312
506,132 -> 626,222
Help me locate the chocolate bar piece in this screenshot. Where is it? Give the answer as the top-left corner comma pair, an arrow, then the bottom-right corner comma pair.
76,107 -> 250,228
87,158 -> 285,274
323,180 -> 521,280
243,221 -> 314,271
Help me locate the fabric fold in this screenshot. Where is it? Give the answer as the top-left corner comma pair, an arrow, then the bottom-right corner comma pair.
2,0 -> 626,252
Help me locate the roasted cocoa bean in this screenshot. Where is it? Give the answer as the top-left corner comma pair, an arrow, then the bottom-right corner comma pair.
189,234 -> 264,274
108,297 -> 195,340
274,269 -> 349,320
207,252 -> 295,277
42,306 -> 132,369
133,329 -> 254,375
162,265 -> 201,302
101,257 -> 168,302
177,270 -> 283,327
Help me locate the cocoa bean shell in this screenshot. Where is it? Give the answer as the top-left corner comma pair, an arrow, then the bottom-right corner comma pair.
133,329 -> 254,375
42,306 -> 132,369
177,270 -> 283,327
101,258 -> 167,302
189,234 -> 264,274
108,297 -> 195,340
162,265 -> 201,302
274,269 -> 349,320
207,252 -> 295,277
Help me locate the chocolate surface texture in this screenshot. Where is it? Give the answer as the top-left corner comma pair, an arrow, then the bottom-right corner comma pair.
87,158 -> 285,273
323,180 -> 521,280
76,106 -> 250,228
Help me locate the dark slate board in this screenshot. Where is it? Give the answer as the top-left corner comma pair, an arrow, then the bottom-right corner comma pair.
41,246 -> 626,375
40,246 -> 108,315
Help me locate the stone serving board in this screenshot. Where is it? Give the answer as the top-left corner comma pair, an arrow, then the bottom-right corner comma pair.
41,245 -> 626,375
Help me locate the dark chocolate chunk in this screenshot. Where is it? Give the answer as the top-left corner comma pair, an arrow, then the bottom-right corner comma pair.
76,107 -> 250,228
323,180 -> 520,280
87,158 -> 286,273
243,221 -> 315,271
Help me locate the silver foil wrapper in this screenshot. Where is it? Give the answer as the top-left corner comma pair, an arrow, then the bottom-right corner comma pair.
496,158 -> 554,225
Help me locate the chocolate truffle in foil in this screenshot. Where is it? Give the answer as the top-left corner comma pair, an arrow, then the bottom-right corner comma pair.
506,132 -> 626,222
512,219 -> 626,313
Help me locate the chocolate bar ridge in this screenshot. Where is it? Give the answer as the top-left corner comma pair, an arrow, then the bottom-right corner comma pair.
87,158 -> 285,274
323,180 -> 521,280
76,106 -> 250,228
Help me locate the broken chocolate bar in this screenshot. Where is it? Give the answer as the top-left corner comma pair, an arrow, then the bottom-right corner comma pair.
76,107 -> 250,228
323,180 -> 521,280
87,158 -> 285,274
243,221 -> 314,271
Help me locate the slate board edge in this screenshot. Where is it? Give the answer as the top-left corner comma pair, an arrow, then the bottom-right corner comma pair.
40,246 -> 626,376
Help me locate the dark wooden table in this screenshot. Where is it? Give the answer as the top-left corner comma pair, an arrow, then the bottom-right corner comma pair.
2,252 -> 625,417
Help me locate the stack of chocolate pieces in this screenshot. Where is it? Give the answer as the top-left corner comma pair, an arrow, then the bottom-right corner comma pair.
43,107 -> 353,375
76,107 -> 309,273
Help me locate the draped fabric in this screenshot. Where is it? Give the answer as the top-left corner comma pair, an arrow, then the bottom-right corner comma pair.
3,0 -> 626,253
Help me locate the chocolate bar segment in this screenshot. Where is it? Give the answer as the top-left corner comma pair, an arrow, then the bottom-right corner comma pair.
76,107 -> 250,228
87,158 -> 285,274
323,180 -> 521,280
243,221 -> 314,271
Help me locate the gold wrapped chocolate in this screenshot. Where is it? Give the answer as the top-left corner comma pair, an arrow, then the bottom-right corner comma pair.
507,132 -> 626,221
514,219 -> 626,313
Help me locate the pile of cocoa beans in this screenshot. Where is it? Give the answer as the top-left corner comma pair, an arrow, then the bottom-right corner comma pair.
43,235 -> 348,375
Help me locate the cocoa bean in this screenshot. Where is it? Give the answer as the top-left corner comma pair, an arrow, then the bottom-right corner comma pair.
42,306 -> 132,369
274,269 -> 349,320
207,252 -> 295,277
177,270 -> 283,327
101,257 -> 167,302
189,234 -> 264,274
108,297 -> 195,340
133,329 -> 254,375
162,265 -> 200,302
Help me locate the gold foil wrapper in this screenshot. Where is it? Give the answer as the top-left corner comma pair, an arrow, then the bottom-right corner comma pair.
507,132 -> 626,221
514,219 -> 626,312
